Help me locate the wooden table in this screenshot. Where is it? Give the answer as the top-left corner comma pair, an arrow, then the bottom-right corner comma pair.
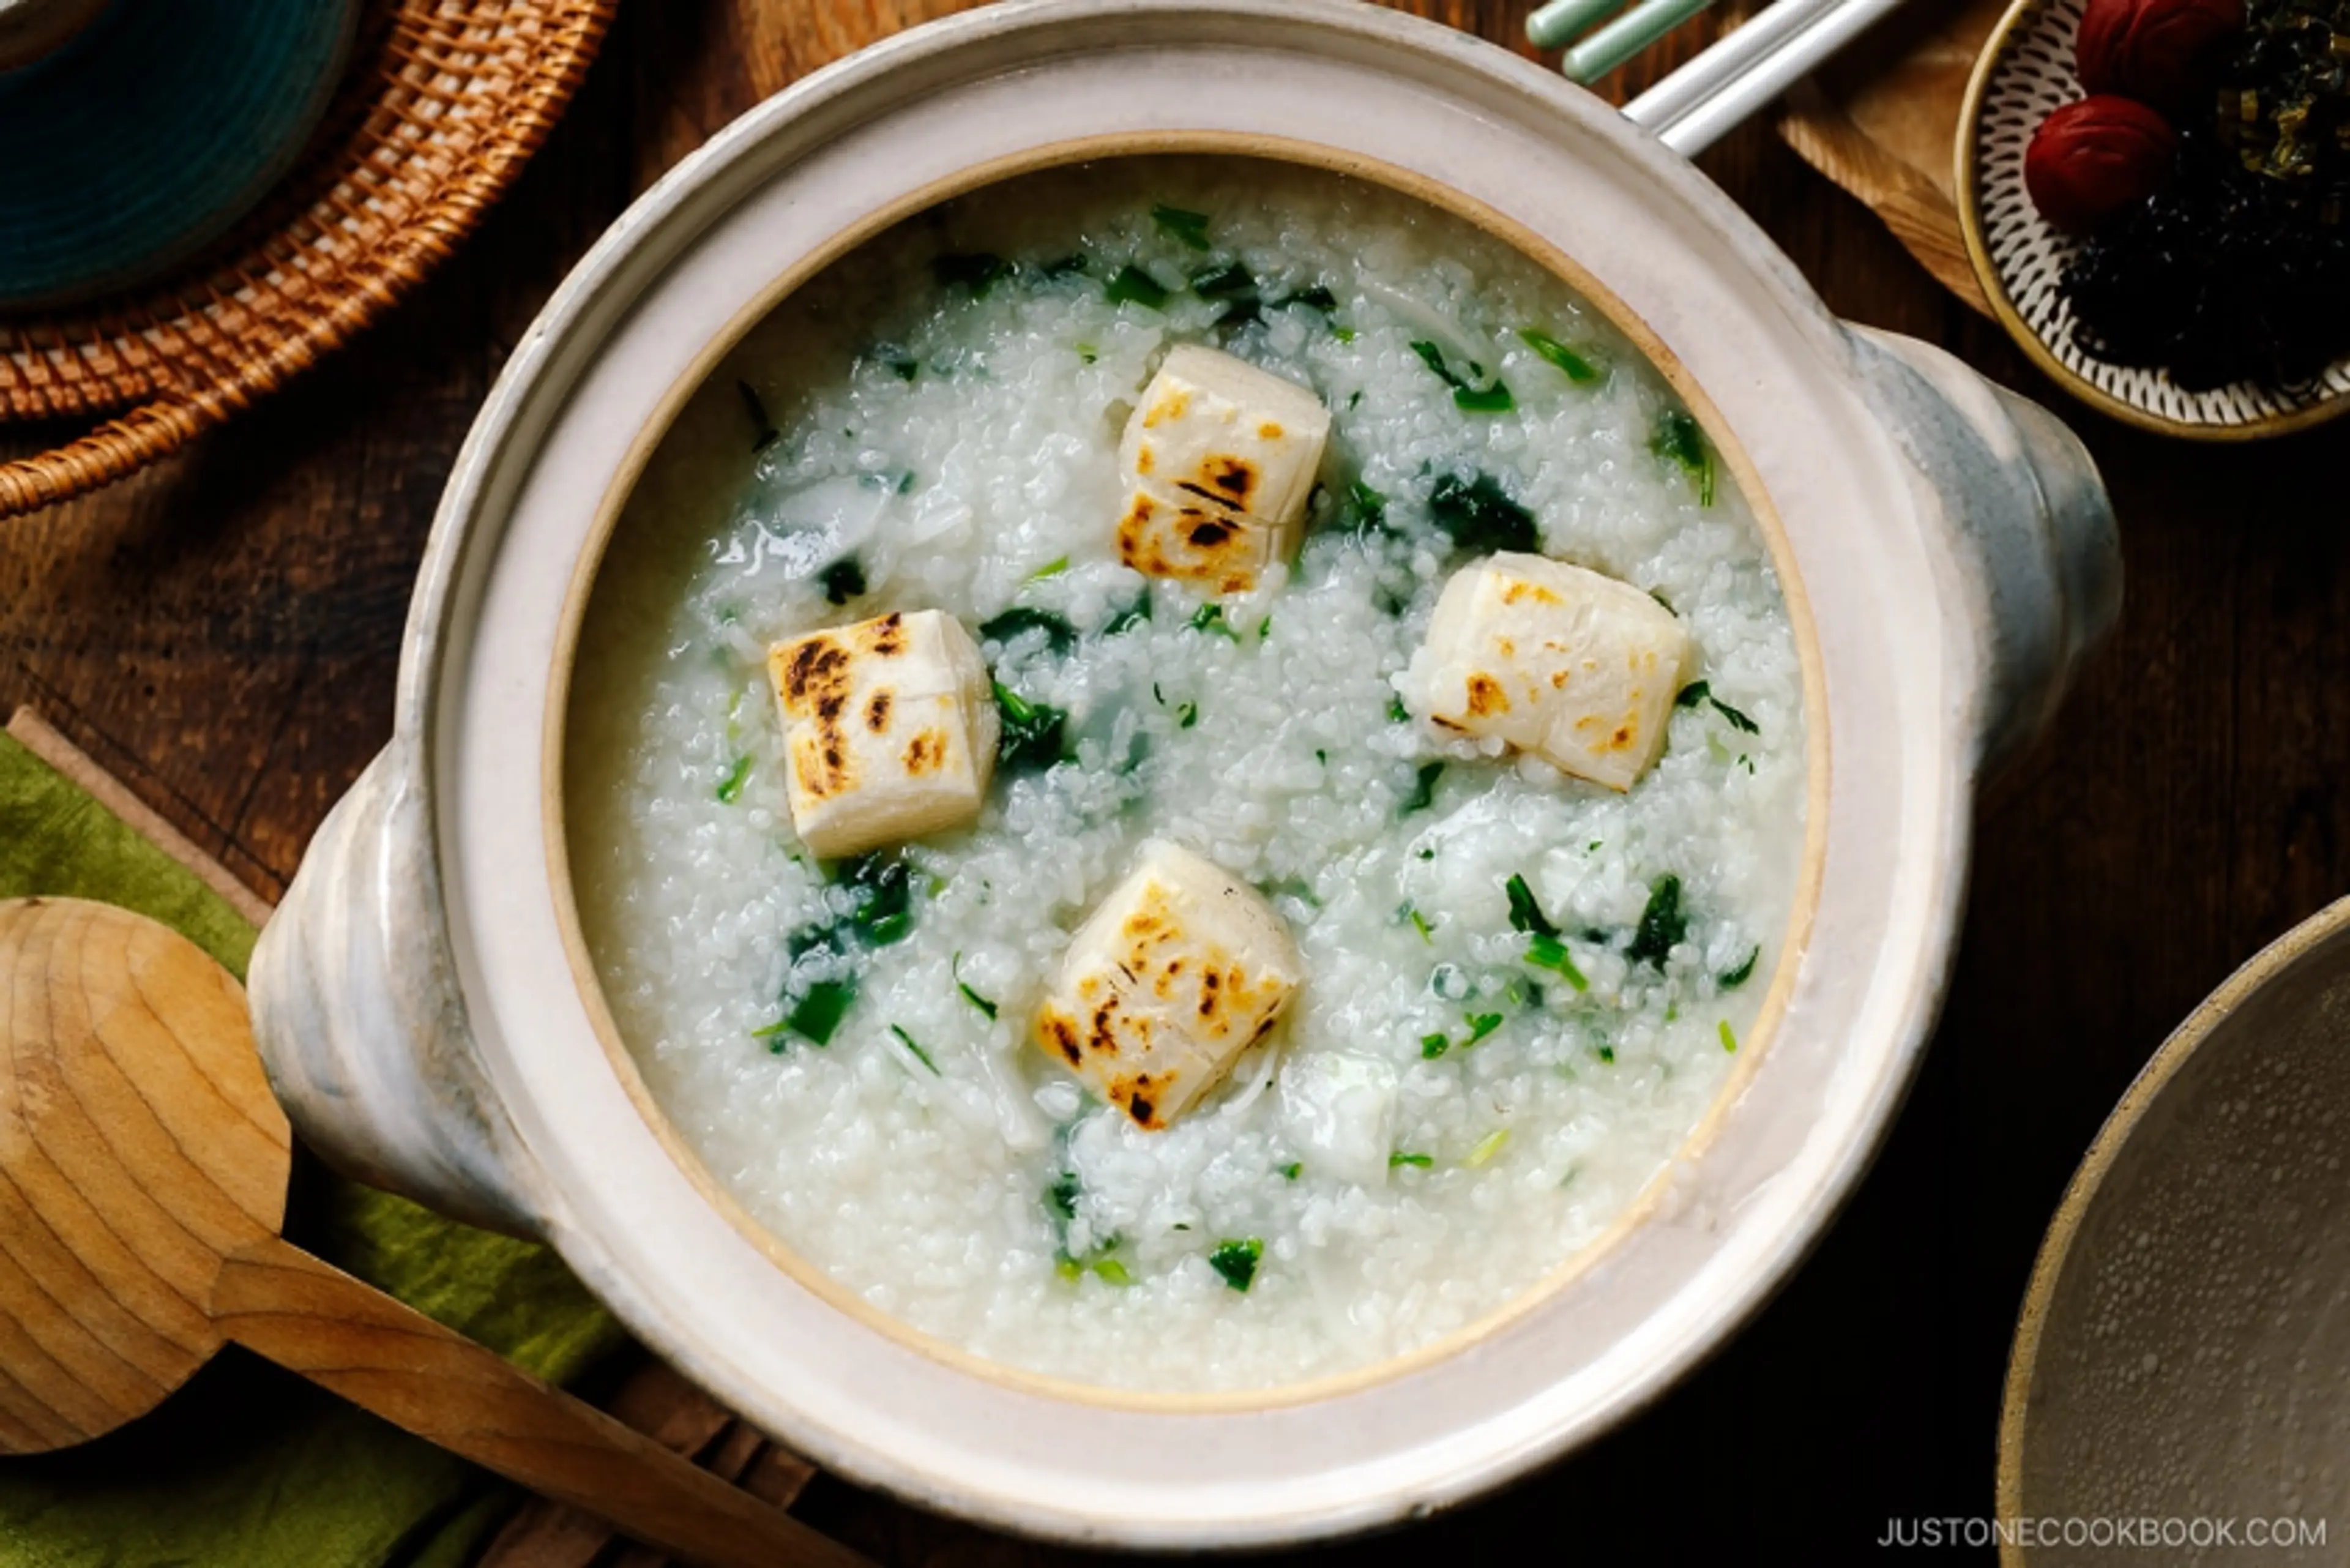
6,1 -> 2346,1558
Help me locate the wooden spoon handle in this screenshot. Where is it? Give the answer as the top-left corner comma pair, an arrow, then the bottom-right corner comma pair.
212,1235 -> 867,1568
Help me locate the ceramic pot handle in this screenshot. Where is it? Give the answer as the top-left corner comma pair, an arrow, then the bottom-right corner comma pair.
1849,327 -> 2122,767
248,739 -> 547,1237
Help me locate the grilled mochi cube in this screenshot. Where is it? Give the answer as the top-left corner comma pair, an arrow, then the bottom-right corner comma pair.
1035,840 -> 1303,1130
1398,552 -> 1692,792
766,609 -> 998,859
1116,343 -> 1332,594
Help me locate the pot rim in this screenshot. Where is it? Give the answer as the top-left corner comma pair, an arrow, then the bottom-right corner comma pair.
400,0 -> 1980,1544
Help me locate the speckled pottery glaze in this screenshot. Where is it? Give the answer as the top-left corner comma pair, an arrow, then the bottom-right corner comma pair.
247,0 -> 2121,1547
1999,897 -> 2350,1566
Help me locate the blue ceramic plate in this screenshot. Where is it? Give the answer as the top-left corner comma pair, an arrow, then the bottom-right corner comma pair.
0,0 -> 361,310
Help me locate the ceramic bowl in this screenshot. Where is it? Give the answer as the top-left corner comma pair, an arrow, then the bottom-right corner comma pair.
247,0 -> 2121,1546
1999,897 -> 2350,1563
1955,0 -> 2350,441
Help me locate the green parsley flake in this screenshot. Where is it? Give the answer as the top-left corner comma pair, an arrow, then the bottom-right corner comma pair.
714,755 -> 753,804
1278,1162 -> 1302,1181
1525,932 -> 1589,991
1105,265 -> 1170,310
889,1024 -> 941,1076
1719,1020 -> 1739,1053
1504,873 -> 1558,936
1389,1151 -> 1434,1170
1466,1129 -> 1512,1167
1464,1012 -> 1503,1046
1152,204 -> 1213,249
1421,1031 -> 1450,1060
1188,602 -> 1240,639
1720,946 -> 1761,990
1517,327 -> 1601,383
952,952 -> 999,1020
1209,1238 -> 1263,1291
1401,761 -> 1444,815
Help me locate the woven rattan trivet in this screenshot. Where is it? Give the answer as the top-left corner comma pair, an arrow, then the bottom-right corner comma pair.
0,0 -> 616,520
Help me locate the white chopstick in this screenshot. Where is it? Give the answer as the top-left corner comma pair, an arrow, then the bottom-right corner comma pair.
1623,0 -> 1912,155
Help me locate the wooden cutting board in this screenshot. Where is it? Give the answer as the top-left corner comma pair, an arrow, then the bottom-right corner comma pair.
1774,0 -> 2009,313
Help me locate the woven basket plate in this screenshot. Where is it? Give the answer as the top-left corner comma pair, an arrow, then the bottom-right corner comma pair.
1957,0 -> 2350,441
0,0 -> 616,517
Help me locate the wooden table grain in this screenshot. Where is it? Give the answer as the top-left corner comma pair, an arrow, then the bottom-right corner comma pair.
5,1 -> 2346,1559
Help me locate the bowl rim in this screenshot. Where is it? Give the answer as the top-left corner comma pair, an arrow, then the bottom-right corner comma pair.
540,130 -> 1830,1417
1951,0 -> 2350,444
1995,891 -> 2350,1559
405,0 -> 1985,1542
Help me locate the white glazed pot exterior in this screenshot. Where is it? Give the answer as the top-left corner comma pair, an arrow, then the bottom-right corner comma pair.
249,0 -> 2120,1545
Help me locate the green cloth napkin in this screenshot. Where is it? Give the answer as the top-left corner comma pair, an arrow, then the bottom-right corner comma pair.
0,731 -> 627,1568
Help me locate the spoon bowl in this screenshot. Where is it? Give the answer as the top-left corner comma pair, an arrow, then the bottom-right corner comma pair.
0,896 -> 862,1568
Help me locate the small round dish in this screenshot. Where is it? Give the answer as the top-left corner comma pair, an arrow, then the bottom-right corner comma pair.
1998,896 -> 2350,1559
1955,0 -> 2350,441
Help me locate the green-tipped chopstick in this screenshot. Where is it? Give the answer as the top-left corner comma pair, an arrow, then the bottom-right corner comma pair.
1562,0 -> 1718,81
1526,0 -> 1630,49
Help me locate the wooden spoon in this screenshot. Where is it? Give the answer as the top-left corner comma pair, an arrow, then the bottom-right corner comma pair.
0,896 -> 864,1568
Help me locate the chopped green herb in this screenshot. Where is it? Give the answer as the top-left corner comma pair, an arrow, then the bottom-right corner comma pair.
1517,328 -> 1601,383
1464,1012 -> 1504,1046
841,854 -> 916,947
889,1024 -> 941,1076
1105,265 -> 1170,309
1387,695 -> 1410,723
1420,1031 -> 1451,1059
1188,602 -> 1240,640
1596,1042 -> 1616,1064
1279,284 -> 1338,314
1718,1020 -> 1739,1053
1054,1255 -> 1083,1283
1152,204 -> 1214,249
1278,1162 -> 1302,1181
979,606 -> 1078,655
819,556 -> 866,605
1401,761 -> 1445,815
1649,588 -> 1676,613
1188,260 -> 1256,299
1504,873 -> 1558,937
1045,1173 -> 1080,1222
1409,906 -> 1433,943
1676,679 -> 1712,709
1343,479 -> 1390,536
934,252 -> 1009,294
763,977 -> 856,1048
1315,749 -> 1327,766
1176,700 -> 1199,730
1409,340 -> 1469,389
1256,615 -> 1272,643
1103,588 -> 1152,635
993,682 -> 1069,774
1452,381 -> 1516,414
1208,1237 -> 1263,1291
1409,340 -> 1511,411
953,952 -> 999,1020
1720,946 -> 1761,990
1628,875 -> 1687,968
1090,1258 -> 1134,1286
1030,554 -> 1070,580
1042,253 -> 1089,278
1652,409 -> 1715,506
1711,696 -> 1759,734
715,755 -> 753,805
1525,933 -> 1589,991
1427,472 -> 1539,554
1389,1151 -> 1434,1170
1334,326 -> 1359,343
736,380 -> 780,452
1466,1128 -> 1511,1167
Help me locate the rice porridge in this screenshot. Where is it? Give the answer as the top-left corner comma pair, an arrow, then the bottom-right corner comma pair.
564,156 -> 1807,1394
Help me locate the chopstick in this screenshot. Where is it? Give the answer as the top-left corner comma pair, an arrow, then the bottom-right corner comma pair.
1620,0 -> 1913,154
1564,0 -> 1718,83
